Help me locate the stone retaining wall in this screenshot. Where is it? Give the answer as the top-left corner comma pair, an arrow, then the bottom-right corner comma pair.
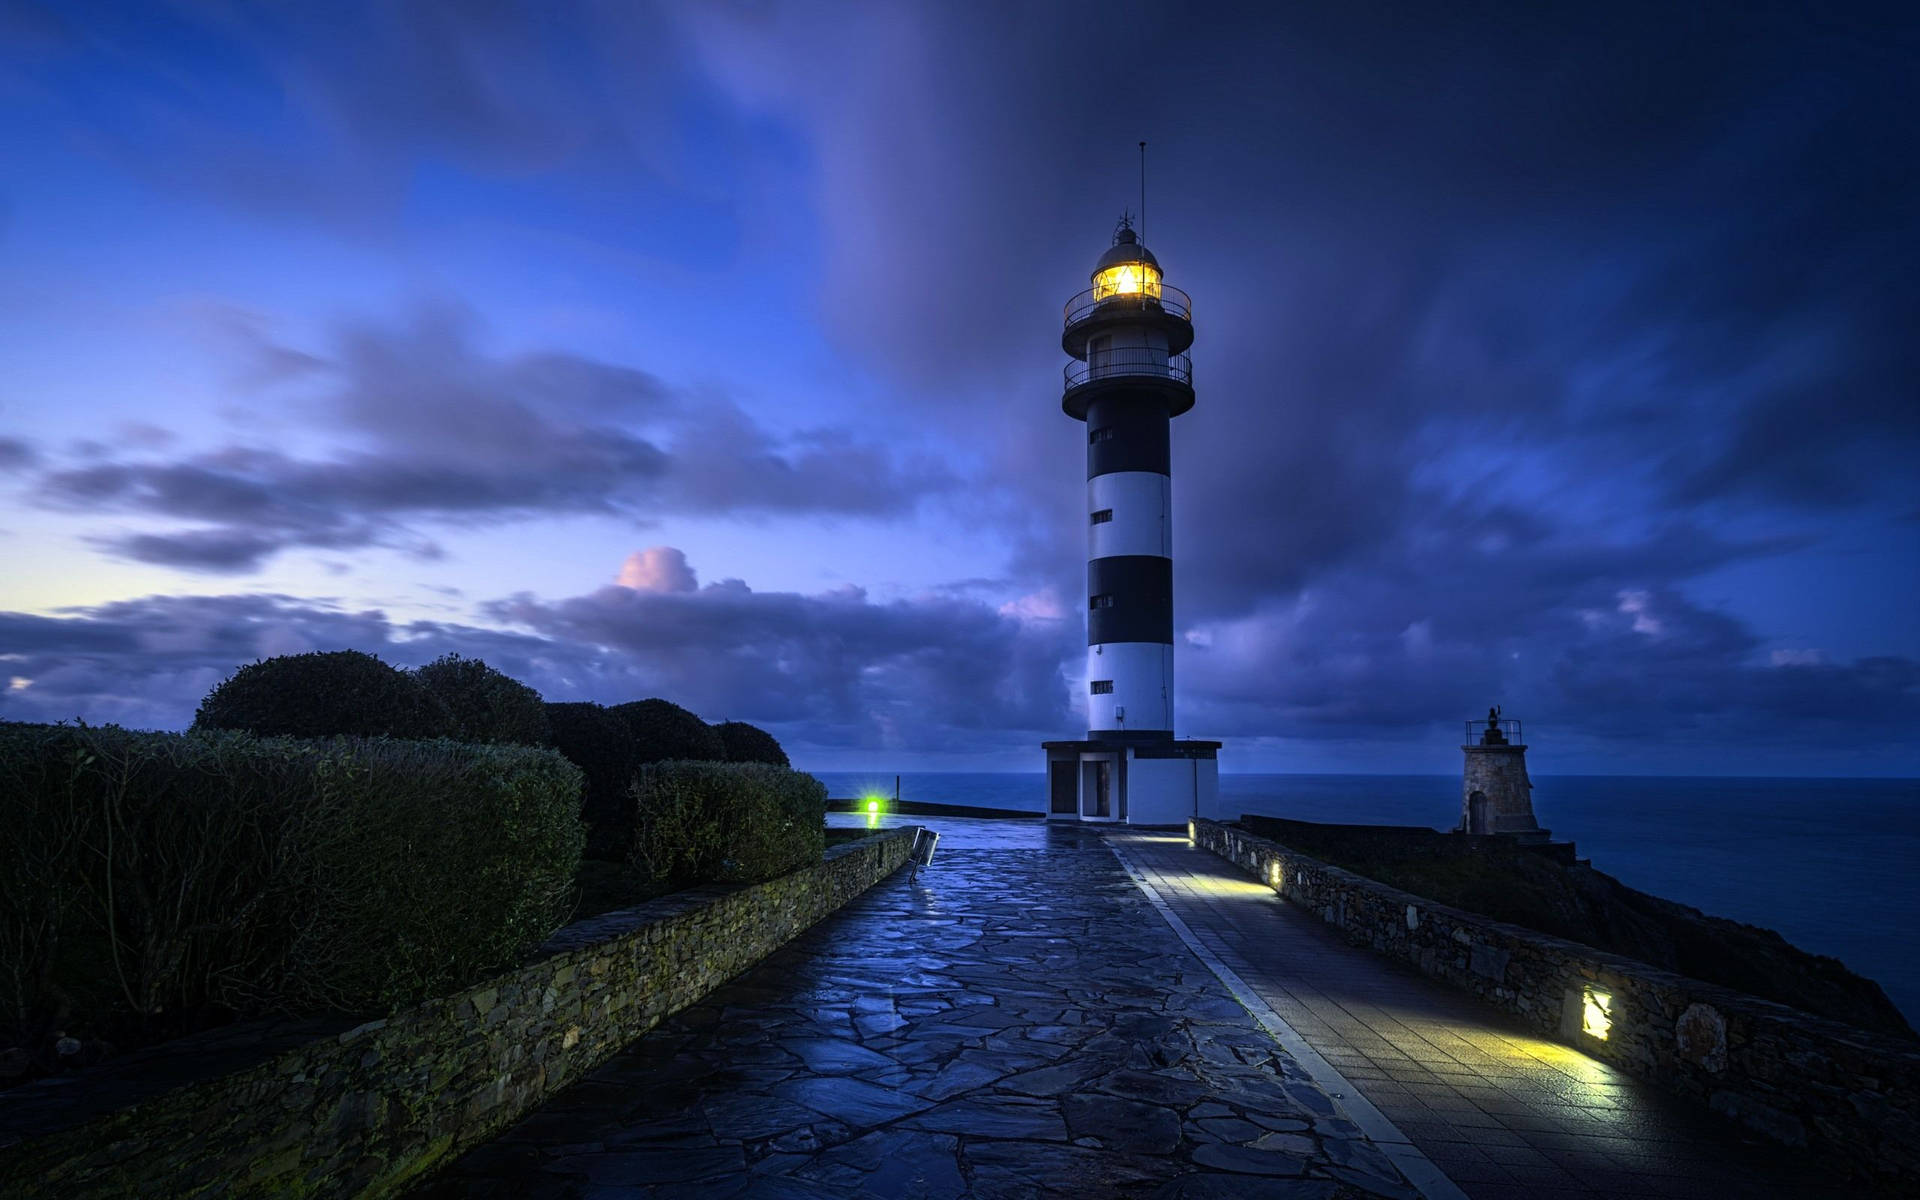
0,827 -> 920,1199
1192,818 -> 1920,1187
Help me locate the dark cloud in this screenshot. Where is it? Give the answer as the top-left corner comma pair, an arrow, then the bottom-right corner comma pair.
27,306 -> 952,571
0,437 -> 36,471
0,558 -> 1070,754
5,3 -> 1915,765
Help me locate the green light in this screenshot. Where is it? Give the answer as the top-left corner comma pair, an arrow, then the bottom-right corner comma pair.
867,798 -> 880,813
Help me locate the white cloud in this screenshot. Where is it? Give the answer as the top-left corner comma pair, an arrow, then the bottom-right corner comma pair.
617,546 -> 698,594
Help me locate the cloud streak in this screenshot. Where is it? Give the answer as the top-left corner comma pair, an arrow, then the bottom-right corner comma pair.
26,306 -> 953,571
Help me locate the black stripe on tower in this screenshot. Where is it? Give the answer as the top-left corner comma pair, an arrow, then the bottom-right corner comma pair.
1086,392 -> 1171,479
1088,556 -> 1173,645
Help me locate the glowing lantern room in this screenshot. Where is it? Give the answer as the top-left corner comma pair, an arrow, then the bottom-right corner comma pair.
1091,228 -> 1163,302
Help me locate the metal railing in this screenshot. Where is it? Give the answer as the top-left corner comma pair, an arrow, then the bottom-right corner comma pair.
1064,350 -> 1192,391
1467,718 -> 1523,745
1064,282 -> 1193,328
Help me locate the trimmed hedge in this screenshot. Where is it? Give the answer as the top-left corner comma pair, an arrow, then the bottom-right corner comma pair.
192,650 -> 453,740
715,720 -> 790,767
543,701 -> 639,861
611,698 -> 725,764
0,723 -> 583,1041
413,653 -> 550,746
629,762 -> 826,887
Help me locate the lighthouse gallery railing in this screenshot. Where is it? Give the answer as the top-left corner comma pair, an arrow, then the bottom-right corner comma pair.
1063,282 -> 1193,328
1064,349 -> 1193,391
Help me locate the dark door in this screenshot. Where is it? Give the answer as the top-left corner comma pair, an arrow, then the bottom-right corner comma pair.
1050,761 -> 1077,814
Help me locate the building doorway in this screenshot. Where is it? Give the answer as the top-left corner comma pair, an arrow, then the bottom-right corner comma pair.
1081,758 -> 1114,821
1467,790 -> 1491,834
1049,761 -> 1077,815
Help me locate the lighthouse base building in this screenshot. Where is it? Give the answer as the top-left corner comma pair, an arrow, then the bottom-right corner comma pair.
1041,217 -> 1221,826
1043,738 -> 1220,825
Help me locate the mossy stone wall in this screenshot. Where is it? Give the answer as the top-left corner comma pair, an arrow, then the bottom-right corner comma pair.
0,828 -> 919,1199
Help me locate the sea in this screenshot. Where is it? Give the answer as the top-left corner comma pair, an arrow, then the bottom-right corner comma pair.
815,771 -> 1920,1027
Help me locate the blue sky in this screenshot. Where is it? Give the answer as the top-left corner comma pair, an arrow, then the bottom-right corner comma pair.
2,1 -> 1915,774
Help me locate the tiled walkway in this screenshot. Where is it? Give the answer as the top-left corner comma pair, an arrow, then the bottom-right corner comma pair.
1111,830 -> 1852,1200
420,820 -> 1421,1198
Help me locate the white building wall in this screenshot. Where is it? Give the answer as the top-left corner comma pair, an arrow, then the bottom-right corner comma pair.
1193,758 -> 1221,822
1089,471 -> 1171,559
1126,755 -> 1203,825
1086,642 -> 1172,731
1087,327 -> 1171,380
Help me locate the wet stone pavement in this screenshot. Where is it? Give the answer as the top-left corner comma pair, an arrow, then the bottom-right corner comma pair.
422,822 -> 1419,1199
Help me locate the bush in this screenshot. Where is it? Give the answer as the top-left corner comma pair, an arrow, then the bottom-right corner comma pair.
629,762 -> 825,887
193,650 -> 453,740
714,720 -> 789,767
610,698 -> 725,764
0,723 -> 583,1041
290,737 -> 583,1010
544,701 -> 639,860
0,722 -> 313,1030
412,653 -> 550,745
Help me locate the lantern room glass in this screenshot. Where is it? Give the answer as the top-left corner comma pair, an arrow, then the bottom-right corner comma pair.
1092,260 -> 1162,303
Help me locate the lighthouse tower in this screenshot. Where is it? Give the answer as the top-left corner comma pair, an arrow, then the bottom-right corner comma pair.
1043,218 -> 1221,824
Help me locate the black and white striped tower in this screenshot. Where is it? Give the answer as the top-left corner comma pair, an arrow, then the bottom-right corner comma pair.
1043,217 -> 1220,825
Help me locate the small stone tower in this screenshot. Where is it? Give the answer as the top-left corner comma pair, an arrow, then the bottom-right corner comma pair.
1461,706 -> 1547,840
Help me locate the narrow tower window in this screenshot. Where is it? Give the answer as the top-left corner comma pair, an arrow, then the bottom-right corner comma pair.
1090,594 -> 1114,610
1090,509 -> 1113,524
1090,680 -> 1114,694
1089,427 -> 1114,444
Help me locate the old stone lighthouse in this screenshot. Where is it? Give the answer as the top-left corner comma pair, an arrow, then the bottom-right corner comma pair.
1043,218 -> 1221,824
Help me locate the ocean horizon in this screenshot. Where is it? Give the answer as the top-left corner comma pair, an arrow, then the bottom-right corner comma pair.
815,771 -> 1920,1029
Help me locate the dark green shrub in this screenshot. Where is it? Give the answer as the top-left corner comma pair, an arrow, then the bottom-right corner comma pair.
543,701 -> 639,861
0,724 -> 583,1036
0,722 -> 314,1027
192,649 -> 453,740
714,720 -> 789,767
412,653 -> 550,745
610,698 -> 725,764
629,761 -> 825,887
291,737 -> 584,1010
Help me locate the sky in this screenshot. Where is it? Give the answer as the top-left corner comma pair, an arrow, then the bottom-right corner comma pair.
1,1 -> 1915,775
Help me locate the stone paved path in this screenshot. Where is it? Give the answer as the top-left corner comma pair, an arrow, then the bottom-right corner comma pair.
422,820 -> 1420,1198
1112,830 -> 1855,1200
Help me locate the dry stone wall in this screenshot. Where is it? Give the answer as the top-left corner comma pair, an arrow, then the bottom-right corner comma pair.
0,827 -> 919,1199
1191,817 -> 1920,1188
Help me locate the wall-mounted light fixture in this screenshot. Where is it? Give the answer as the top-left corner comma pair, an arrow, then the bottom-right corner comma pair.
1582,986 -> 1613,1041
1269,861 -> 1284,889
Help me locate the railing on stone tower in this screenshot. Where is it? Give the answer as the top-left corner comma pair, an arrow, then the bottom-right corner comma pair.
1466,718 -> 1523,746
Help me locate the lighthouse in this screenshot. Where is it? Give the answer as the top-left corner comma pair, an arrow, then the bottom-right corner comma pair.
1043,217 -> 1221,824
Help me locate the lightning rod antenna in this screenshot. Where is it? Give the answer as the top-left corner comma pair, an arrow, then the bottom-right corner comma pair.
1139,141 -> 1148,245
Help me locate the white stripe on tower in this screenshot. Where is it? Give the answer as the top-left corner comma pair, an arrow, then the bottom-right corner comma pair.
1089,471 -> 1171,560
1085,643 -> 1173,732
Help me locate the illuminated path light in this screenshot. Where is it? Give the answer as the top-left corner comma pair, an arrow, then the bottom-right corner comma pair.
1043,214 -> 1221,825
1109,828 -> 1847,1196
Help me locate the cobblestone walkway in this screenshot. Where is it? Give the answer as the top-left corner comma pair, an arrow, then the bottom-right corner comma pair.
1111,830 -> 1853,1200
422,821 -> 1420,1198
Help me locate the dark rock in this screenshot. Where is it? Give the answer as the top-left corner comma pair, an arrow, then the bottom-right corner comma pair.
772,1077 -> 935,1129
1149,1174 -> 1339,1200
905,1098 -> 1068,1141
1063,1093 -> 1183,1154
1189,1143 -> 1312,1176
782,1038 -> 896,1075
